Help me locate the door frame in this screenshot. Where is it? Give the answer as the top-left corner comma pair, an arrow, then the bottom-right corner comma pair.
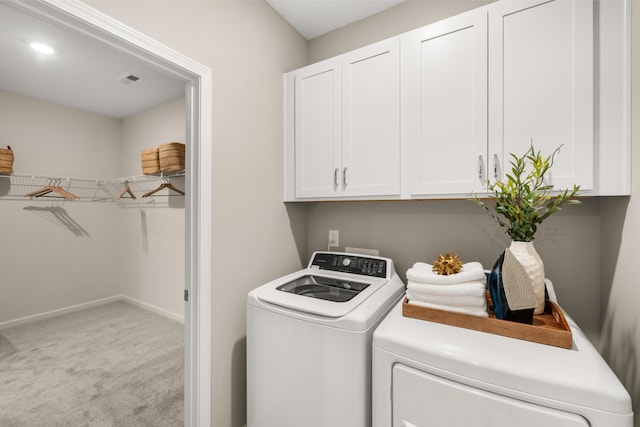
9,0 -> 213,425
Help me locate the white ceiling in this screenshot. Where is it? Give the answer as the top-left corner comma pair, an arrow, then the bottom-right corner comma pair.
0,1 -> 402,119
266,0 -> 406,39
0,2 -> 186,119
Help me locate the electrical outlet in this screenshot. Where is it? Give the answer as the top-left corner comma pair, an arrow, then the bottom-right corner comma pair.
328,230 -> 339,247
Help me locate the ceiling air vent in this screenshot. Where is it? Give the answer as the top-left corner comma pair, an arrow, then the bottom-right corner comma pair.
117,73 -> 143,85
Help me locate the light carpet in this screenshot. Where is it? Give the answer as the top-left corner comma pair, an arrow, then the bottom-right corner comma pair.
0,300 -> 183,426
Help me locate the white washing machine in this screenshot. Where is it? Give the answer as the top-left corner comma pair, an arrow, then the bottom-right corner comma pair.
372,299 -> 633,427
247,251 -> 405,427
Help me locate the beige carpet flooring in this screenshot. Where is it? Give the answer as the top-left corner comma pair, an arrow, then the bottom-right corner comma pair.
0,300 -> 184,426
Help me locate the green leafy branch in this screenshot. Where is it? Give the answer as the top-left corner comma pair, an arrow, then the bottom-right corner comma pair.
472,144 -> 580,242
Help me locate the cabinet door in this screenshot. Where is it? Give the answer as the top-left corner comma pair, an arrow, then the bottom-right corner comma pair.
488,0 -> 593,191
342,38 -> 400,197
294,58 -> 342,199
403,9 -> 488,197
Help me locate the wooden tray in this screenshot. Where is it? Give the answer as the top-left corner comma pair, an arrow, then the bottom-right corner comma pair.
402,292 -> 573,349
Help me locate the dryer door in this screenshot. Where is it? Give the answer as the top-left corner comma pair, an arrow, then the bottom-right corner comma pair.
392,364 -> 588,427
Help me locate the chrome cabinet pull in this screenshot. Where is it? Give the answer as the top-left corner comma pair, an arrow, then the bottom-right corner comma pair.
343,167 -> 348,186
493,154 -> 499,180
334,168 -> 339,187
478,155 -> 484,181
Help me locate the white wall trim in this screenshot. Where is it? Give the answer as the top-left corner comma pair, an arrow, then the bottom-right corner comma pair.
0,295 -> 122,330
121,295 -> 185,323
0,295 -> 185,330
7,1 -> 213,426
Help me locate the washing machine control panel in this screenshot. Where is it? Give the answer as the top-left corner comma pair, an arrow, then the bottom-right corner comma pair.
310,252 -> 388,278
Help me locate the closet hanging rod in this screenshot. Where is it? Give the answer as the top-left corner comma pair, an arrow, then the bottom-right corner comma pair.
0,172 -> 99,184
102,171 -> 185,184
0,171 -> 184,184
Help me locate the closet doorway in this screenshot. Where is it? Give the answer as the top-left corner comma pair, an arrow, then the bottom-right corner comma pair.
0,1 -> 212,426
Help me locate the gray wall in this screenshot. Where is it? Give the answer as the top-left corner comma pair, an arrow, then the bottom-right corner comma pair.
309,0 -> 493,62
120,97 -> 186,318
305,199 -> 602,334
599,2 -> 640,420
86,2 -> 309,426
0,90 -> 123,323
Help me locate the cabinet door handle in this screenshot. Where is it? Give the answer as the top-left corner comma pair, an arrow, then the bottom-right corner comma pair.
478,155 -> 484,181
493,154 -> 499,180
334,168 -> 339,187
343,167 -> 348,186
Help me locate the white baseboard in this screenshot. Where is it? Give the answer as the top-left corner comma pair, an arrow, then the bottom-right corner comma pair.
121,295 -> 185,323
0,295 -> 184,330
0,295 -> 122,330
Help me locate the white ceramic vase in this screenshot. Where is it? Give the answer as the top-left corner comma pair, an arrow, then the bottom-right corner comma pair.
502,241 -> 546,315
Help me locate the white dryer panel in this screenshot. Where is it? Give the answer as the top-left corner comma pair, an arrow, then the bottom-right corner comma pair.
372,300 -> 633,427
392,364 -> 588,427
373,301 -> 632,415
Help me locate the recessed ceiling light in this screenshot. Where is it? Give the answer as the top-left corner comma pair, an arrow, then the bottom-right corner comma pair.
30,42 -> 55,55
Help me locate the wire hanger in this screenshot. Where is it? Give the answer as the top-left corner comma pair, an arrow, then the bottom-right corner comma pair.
141,178 -> 185,198
117,181 -> 137,200
24,179 -> 79,200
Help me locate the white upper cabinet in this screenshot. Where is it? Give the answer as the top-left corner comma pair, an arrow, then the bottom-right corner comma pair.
342,39 -> 401,198
283,0 -> 629,201
402,9 -> 488,197
292,57 -> 342,199
285,38 -> 400,201
488,0 -> 594,192
594,0 -> 631,195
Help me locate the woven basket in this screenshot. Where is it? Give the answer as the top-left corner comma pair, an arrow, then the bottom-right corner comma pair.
159,142 -> 185,173
141,147 -> 160,175
0,146 -> 14,174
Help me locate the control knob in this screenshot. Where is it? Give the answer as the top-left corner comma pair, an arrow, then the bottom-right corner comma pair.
342,257 -> 352,267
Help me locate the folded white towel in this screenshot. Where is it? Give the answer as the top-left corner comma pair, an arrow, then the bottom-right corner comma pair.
406,289 -> 486,308
407,280 -> 486,297
407,299 -> 489,318
407,262 -> 486,285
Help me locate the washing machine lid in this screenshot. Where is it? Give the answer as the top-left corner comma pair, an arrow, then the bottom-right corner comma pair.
255,269 -> 388,318
373,300 -> 632,416
276,274 -> 370,302
252,252 -> 400,319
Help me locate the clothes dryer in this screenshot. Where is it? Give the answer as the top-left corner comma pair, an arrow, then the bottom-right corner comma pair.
247,251 -> 405,427
372,299 -> 633,426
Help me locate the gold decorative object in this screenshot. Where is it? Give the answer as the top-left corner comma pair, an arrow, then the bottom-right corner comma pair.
432,252 -> 464,276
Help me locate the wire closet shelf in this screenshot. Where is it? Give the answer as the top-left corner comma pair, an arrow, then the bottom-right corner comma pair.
0,172 -> 185,208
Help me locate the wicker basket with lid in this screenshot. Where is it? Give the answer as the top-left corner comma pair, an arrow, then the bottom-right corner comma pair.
158,142 -> 185,173
0,146 -> 14,174
141,147 -> 160,175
